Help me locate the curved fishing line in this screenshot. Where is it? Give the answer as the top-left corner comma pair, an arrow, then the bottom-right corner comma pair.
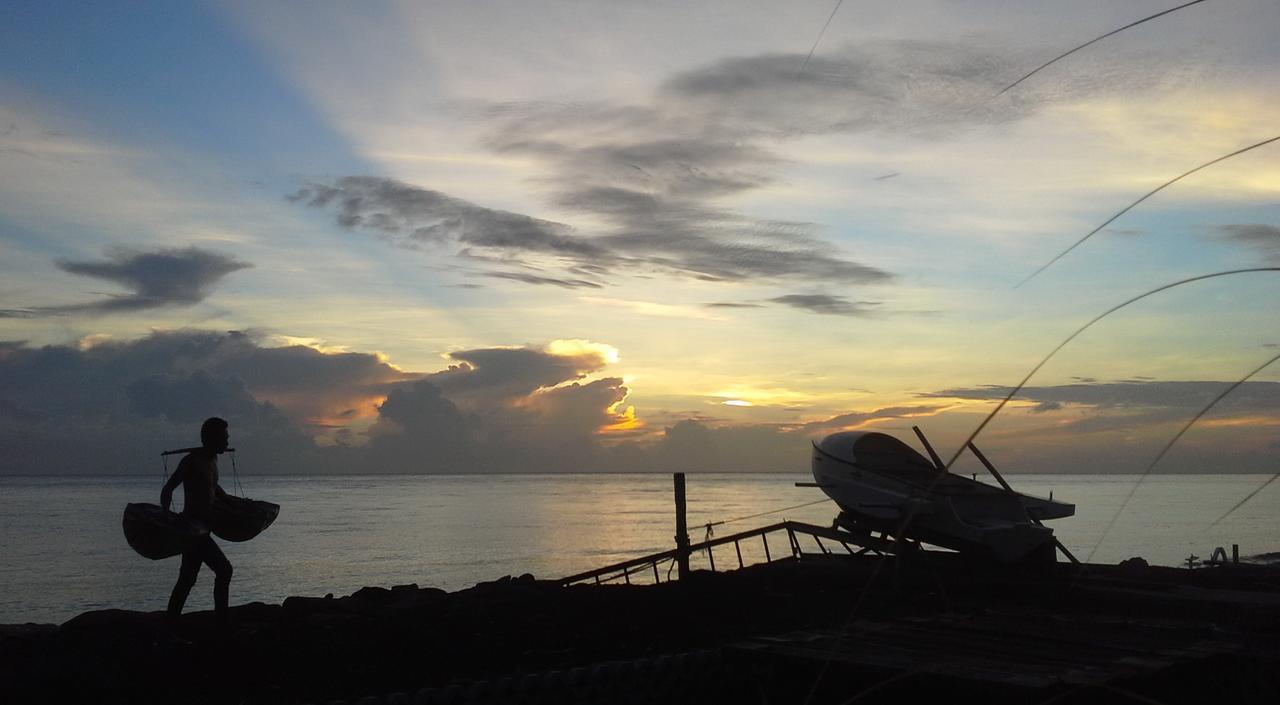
797,0 -> 844,77
995,0 -> 1210,98
1211,472 -> 1280,530
1086,349 -> 1280,562
945,268 -> 1280,473
1016,135 -> 1280,288
801,269 -> 1280,703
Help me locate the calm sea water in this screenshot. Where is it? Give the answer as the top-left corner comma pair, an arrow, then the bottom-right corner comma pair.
2,473 -> 1277,624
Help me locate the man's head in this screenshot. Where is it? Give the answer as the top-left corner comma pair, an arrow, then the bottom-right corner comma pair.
200,417 -> 230,452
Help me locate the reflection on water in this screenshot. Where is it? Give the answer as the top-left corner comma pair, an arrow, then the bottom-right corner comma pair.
1,473 -> 1276,623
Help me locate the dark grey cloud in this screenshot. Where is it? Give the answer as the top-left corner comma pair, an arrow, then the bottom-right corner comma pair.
13,329 -> 1276,476
0,330 -> 634,475
653,419 -> 805,472
661,39 -> 1197,138
296,176 -> 889,287
768,294 -> 881,316
291,177 -> 606,257
0,331 -> 317,474
127,370 -> 279,425
803,405 -> 950,431
363,379 -> 480,469
662,42 -> 1021,136
427,346 -> 609,404
480,271 -> 604,289
1217,223 -> 1280,262
307,45 -> 1106,289
706,302 -> 764,309
924,380 -> 1280,413
449,38 -> 1197,293
0,247 -> 250,318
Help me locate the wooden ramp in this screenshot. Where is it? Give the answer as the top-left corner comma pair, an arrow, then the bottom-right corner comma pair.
729,609 -> 1244,699
558,520 -> 896,586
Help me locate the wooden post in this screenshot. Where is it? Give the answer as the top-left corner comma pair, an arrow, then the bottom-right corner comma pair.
1232,544 -> 1239,566
674,473 -> 691,581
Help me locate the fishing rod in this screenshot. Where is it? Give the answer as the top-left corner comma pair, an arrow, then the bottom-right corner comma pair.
943,267 -> 1280,472
1088,349 -> 1280,561
1016,135 -> 1280,288
994,0 -> 1210,98
1210,472 -> 1280,530
837,269 -> 1280,583
797,0 -> 844,78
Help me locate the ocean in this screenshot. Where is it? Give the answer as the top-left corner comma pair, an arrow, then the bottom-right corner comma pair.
2,472 -> 1276,624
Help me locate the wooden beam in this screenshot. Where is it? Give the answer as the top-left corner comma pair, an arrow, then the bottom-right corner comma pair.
674,473 -> 691,581
912,426 -> 947,472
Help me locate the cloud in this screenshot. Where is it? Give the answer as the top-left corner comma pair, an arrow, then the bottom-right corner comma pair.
363,379 -> 480,469
427,344 -> 610,404
768,294 -> 881,317
581,296 -> 727,320
1216,223 -> 1280,262
924,380 -> 1280,413
2,331 -> 1275,476
661,42 -> 1022,137
0,331 -> 318,474
127,370 -> 279,425
803,405 -> 950,431
661,39 -> 1195,138
480,271 -> 604,289
653,419 -> 805,472
295,176 -> 890,287
517,377 -> 630,443
0,330 -> 636,474
365,343 -> 633,470
0,247 -> 250,318
290,177 -> 605,257
454,37 -> 1199,292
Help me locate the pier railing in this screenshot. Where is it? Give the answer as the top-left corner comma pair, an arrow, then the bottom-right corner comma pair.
558,520 -> 892,586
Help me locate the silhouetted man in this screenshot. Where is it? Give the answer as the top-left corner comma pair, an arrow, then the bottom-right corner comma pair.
161,417 -> 234,629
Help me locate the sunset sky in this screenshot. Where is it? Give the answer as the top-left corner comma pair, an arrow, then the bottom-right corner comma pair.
2,0 -> 1277,475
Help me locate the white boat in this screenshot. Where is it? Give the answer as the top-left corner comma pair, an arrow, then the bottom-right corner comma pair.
810,430 -> 1074,564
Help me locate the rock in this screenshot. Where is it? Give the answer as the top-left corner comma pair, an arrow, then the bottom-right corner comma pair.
1118,556 -> 1150,576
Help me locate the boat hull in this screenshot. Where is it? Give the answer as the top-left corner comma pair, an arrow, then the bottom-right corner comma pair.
811,431 -> 1073,564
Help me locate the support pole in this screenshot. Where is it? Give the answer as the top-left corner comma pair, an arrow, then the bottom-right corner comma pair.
912,426 -> 947,472
674,473 -> 691,581
967,442 -> 1014,493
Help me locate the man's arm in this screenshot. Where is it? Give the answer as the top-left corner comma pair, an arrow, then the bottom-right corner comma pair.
160,462 -> 185,511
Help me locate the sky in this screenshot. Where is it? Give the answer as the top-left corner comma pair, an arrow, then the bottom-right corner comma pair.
1,0 -> 1278,475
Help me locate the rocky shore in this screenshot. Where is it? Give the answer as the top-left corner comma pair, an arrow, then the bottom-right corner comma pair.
3,554 -> 1279,704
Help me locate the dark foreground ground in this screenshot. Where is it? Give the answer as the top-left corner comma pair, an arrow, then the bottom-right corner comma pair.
3,554 -> 1279,705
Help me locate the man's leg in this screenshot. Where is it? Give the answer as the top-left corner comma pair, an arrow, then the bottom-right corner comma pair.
199,539 -> 233,628
167,548 -> 202,620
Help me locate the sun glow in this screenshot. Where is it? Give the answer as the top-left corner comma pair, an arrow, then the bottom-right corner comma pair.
547,338 -> 620,365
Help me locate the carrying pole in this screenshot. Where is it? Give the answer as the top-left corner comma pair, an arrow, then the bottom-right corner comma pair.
161,446 -> 235,456
674,473 -> 691,581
